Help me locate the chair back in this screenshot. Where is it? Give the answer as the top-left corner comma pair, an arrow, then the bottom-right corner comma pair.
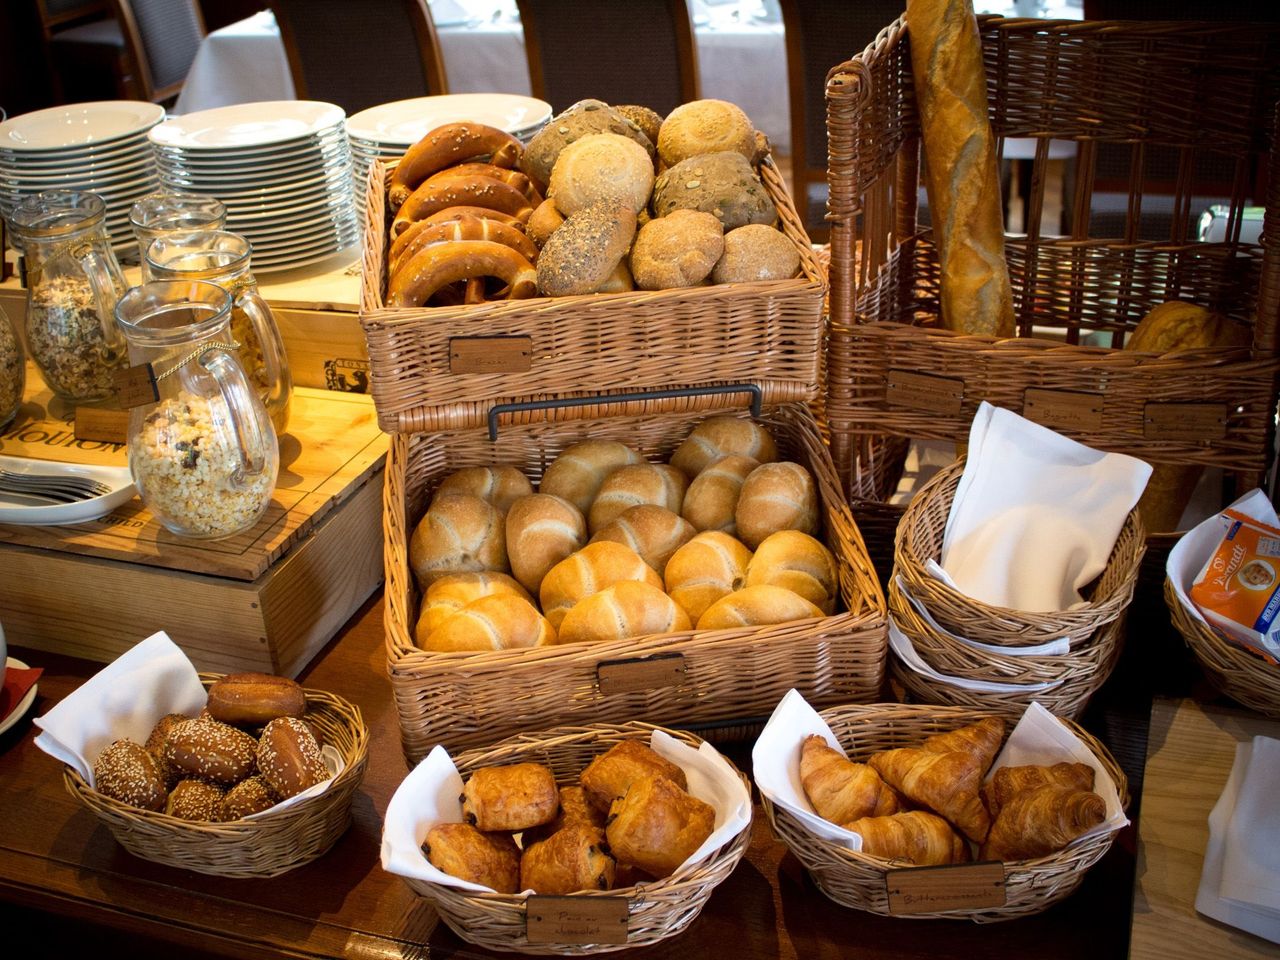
35,0 -> 110,39
515,0 -> 698,115
110,0 -> 205,103
270,0 -> 447,114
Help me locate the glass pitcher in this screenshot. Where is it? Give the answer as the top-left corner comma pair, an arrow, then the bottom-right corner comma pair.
0,302 -> 24,429
9,191 -> 128,404
129,192 -> 227,282
115,280 -> 279,541
143,231 -> 292,434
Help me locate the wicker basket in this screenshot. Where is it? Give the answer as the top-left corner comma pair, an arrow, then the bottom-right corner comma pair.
1165,578 -> 1280,719
398,721 -> 750,955
761,703 -> 1129,921
384,400 -> 888,761
63,675 -> 369,877
359,154 -> 826,434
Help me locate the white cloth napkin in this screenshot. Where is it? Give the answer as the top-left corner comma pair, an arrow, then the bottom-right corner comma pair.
895,577 -> 1071,657
935,402 -> 1151,612
1220,735 -> 1280,913
888,618 -> 1062,694
381,731 -> 752,895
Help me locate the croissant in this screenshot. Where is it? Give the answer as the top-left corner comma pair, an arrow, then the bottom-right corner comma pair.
843,810 -> 970,866
922,717 -> 1006,776
869,747 -> 991,843
980,785 -> 1106,861
982,762 -> 1095,819
799,735 -> 900,825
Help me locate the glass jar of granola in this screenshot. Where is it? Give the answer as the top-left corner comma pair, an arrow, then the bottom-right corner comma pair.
116,280 -> 278,540
9,191 -> 128,404
0,303 -> 23,429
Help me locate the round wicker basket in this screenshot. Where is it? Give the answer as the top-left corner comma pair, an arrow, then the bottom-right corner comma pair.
398,721 -> 752,955
64,675 -> 369,878
1165,578 -> 1280,719
761,703 -> 1129,921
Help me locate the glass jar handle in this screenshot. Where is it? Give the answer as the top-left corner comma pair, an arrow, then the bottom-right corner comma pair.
233,289 -> 292,416
72,242 -> 127,359
201,347 -> 273,486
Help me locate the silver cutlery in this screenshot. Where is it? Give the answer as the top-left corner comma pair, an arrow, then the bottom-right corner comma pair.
0,469 -> 114,503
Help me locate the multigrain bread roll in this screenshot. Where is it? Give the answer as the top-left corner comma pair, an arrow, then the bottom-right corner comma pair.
558,580 -> 691,644
205,672 -> 307,728
745,530 -> 839,614
606,774 -> 716,879
520,99 -> 655,191
415,571 -> 533,645
257,715 -> 329,799
580,739 -> 689,813
462,762 -> 560,832
432,466 -> 533,513
94,739 -> 168,811
409,494 -> 508,587
589,504 -> 696,576
656,99 -> 756,167
505,493 -> 588,595
588,463 -> 688,534
616,105 -> 664,145
540,439 -> 643,515
696,584 -> 824,630
425,822 -> 521,893
651,152 -> 776,232
664,531 -> 753,623
711,224 -> 800,283
164,718 -> 258,786
735,461 -> 818,549
680,454 -> 758,534
421,593 -> 556,652
539,541 -> 663,631
549,133 -> 655,217
670,417 -> 778,478
629,210 -> 725,290
536,201 -> 637,296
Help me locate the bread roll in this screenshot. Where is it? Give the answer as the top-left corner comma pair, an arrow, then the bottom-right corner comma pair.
408,494 -> 508,587
505,493 -> 588,595
94,739 -> 167,811
664,531 -> 753,623
421,593 -> 556,652
549,132 -> 655,217
711,224 -> 800,283
670,417 -> 778,478
539,540 -> 663,631
680,454 -> 758,534
205,672 -> 307,728
745,530 -> 839,614
164,718 -> 258,786
589,504 -> 696,576
651,152 -> 776,231
526,197 -> 565,247
656,99 -> 756,167
166,779 -> 226,821
536,200 -> 637,297
520,99 -> 655,191
595,258 -> 635,293
629,210 -> 725,290
540,440 -> 643,515
696,584 -> 824,630
558,580 -> 691,644
432,466 -> 533,513
257,715 -> 329,799
588,463 -> 688,534
616,104 -> 664,144
735,461 -> 818,549
221,775 -> 279,820
415,571 -> 533,646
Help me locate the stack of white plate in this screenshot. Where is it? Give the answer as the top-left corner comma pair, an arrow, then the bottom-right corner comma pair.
347,93 -> 552,190
0,101 -> 164,259
149,101 -> 359,273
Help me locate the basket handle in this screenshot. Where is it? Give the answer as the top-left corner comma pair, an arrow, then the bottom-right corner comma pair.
486,384 -> 763,441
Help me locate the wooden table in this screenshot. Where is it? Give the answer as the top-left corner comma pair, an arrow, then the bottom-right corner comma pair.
1131,698 -> 1280,959
0,592 -> 1144,960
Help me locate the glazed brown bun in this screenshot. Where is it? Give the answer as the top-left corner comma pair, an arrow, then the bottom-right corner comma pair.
257,716 -> 329,799
670,417 -> 778,478
166,778 -> 226,821
696,584 -> 824,630
164,718 -> 258,786
421,593 -> 556,652
409,493 -> 508,587
745,530 -> 839,614
589,504 -> 696,576
735,461 -> 818,549
521,822 -> 616,894
94,739 -> 167,811
505,493 -> 588,595
414,571 -> 533,646
588,463 -> 688,534
539,541 -> 664,632
680,454 -> 758,535
558,580 -> 691,645
221,775 -> 279,820
664,531 -> 753,623
205,673 -> 307,728
540,440 -> 643,516
432,466 -> 533,513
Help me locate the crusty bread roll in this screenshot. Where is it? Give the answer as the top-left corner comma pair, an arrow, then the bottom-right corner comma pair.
205,672 -> 306,728
526,197 -> 566,248
680,454 -> 759,535
735,461 -> 818,550
520,99 -> 655,191
549,133 -> 655,217
588,463 -> 689,534
656,99 -> 756,167
696,584 -> 824,630
414,571 -> 533,646
409,494 -> 508,586
505,493 -> 588,595
540,440 -> 643,515
589,504 -> 696,576
664,531 -> 753,623
536,201 -> 637,297
595,258 -> 635,293
422,593 -> 556,652
432,466 -> 533,513
616,104 -> 664,145
711,223 -> 801,283
745,530 -> 839,614
670,416 -> 779,478
629,210 -> 725,290
558,580 -> 691,644
539,540 -> 663,631
651,152 -> 776,232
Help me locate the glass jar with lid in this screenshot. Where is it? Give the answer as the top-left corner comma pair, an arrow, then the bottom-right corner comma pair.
129,193 -> 227,281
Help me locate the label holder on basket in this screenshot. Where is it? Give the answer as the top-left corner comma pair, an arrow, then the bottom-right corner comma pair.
596,652 -> 687,695
526,895 -> 630,944
884,861 -> 1007,915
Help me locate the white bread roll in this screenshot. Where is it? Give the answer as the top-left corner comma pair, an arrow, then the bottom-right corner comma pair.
664,531 -> 753,623
540,440 -> 643,515
549,133 -> 655,217
745,530 -> 838,614
696,584 -> 824,630
432,466 -> 533,513
680,454 -> 758,535
421,594 -> 556,652
670,416 -> 779,478
558,580 -> 691,645
505,493 -> 588,595
539,541 -> 663,632
409,494 -> 508,587
587,463 -> 688,534
735,461 -> 818,550
589,504 -> 696,576
414,571 -> 533,645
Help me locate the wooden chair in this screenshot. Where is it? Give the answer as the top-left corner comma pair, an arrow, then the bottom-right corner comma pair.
269,0 -> 447,115
514,0 -> 699,116
109,0 -> 205,104
34,0 -> 129,102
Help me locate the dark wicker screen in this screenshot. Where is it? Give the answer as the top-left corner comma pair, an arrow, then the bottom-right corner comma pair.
127,0 -> 202,92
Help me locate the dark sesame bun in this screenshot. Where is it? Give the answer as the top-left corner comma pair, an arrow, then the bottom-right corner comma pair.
220,775 -> 279,820
257,716 -> 328,800
164,717 -> 258,786
206,673 -> 307,729
165,779 -> 226,821
94,739 -> 167,811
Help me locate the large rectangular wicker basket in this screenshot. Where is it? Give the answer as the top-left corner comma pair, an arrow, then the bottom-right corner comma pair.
383,400 -> 888,761
360,155 -> 826,434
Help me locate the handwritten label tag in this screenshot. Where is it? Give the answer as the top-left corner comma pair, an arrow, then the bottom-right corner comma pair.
596,653 -> 687,696
886,369 -> 965,415
526,895 -> 629,945
449,336 -> 533,374
74,405 -> 129,444
1143,402 -> 1228,441
112,363 -> 159,409
885,861 -> 1006,915
1022,388 -> 1104,432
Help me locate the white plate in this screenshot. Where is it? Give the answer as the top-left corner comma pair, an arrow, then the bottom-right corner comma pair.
249,224 -> 362,260
0,658 -> 38,736
0,137 -> 154,171
237,209 -> 359,244
150,101 -> 347,151
164,164 -> 352,200
0,156 -> 156,187
157,149 -> 351,185
152,130 -> 349,167
0,456 -> 137,525
345,94 -> 551,145
0,101 -> 165,153
224,188 -> 355,221
253,241 -> 362,274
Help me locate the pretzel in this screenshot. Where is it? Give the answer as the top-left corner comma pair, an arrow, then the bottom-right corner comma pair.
387,240 -> 538,307
425,163 -> 544,207
391,175 -> 534,238
389,123 -> 522,211
422,205 -> 531,228
390,214 -> 538,278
